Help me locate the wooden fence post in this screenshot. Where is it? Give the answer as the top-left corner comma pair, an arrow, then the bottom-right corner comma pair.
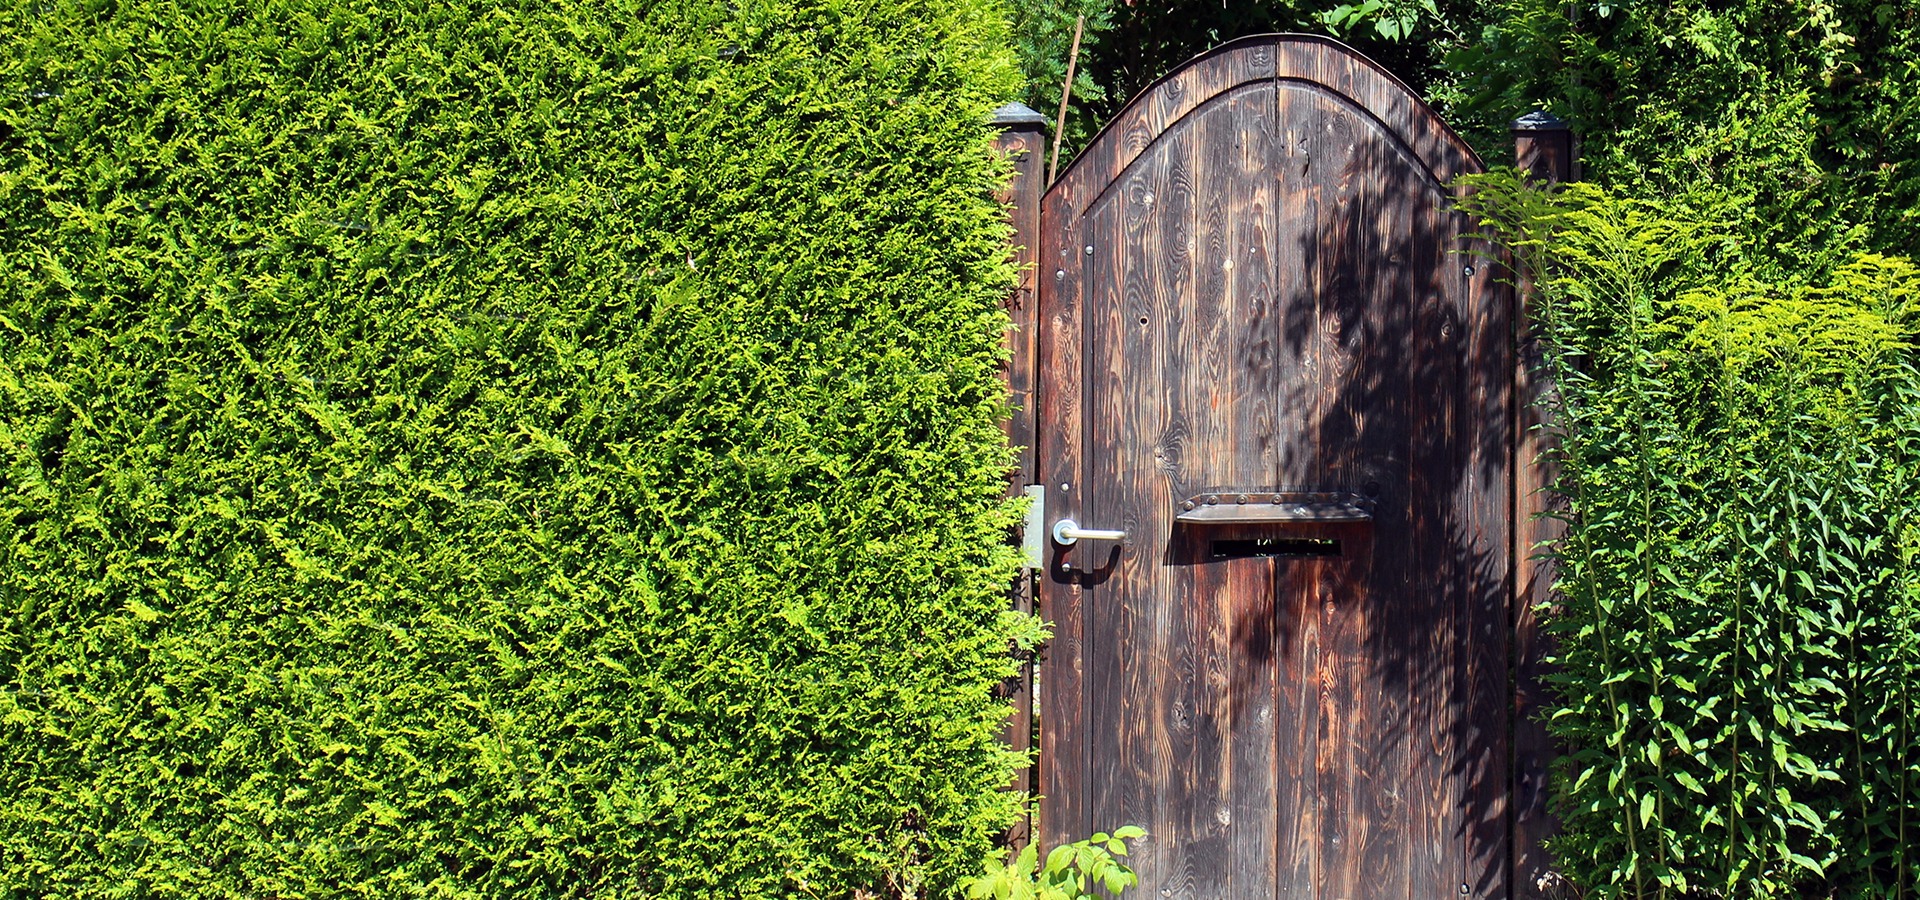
1514,111 -> 1575,186
1511,109 -> 1574,900
992,100 -> 1048,847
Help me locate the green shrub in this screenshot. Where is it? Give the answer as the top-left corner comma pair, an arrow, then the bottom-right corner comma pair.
1449,0 -> 1920,276
0,0 -> 1032,896
1462,172 -> 1920,898
962,826 -> 1144,900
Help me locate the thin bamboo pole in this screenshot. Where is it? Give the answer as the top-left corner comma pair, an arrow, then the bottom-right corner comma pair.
1046,14 -> 1083,186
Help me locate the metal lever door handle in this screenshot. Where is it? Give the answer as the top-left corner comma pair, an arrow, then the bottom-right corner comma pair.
1052,518 -> 1127,546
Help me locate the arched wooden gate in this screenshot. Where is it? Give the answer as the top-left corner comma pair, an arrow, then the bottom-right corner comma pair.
1002,35 -> 1547,900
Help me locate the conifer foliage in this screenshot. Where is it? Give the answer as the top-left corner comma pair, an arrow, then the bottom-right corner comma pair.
0,0 -> 1031,895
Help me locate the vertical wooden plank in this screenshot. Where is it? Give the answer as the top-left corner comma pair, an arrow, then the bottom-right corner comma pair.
1395,112 -> 1433,900
1304,56 -> 1379,900
1461,217 -> 1514,900
1357,102 -> 1419,900
1511,113 -> 1574,900
1080,192 -> 1135,868
994,103 -> 1049,490
1270,52 -> 1326,900
1404,179 -> 1459,900
1135,87 -> 1192,897
1038,175 -> 1090,854
1223,62 -> 1280,900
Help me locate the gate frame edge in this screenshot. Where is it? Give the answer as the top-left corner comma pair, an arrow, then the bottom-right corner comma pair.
992,99 -> 1049,849
1510,111 -> 1575,900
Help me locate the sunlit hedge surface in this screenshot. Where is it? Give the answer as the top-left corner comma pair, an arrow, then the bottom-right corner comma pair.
0,0 -> 1030,895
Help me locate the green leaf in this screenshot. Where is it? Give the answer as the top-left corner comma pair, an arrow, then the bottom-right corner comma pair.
1673,770 -> 1706,795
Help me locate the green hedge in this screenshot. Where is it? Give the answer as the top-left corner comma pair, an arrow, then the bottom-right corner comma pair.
0,0 -> 1031,896
1464,174 -> 1920,898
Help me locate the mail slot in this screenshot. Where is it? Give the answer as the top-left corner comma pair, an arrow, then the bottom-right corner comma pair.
1175,491 -> 1375,525
1164,491 -> 1374,566
1211,537 -> 1343,558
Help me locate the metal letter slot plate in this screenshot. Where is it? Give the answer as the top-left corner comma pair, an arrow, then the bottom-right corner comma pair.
1175,491 -> 1375,524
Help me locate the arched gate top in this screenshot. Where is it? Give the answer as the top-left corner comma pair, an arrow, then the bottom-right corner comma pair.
1047,34 -> 1483,219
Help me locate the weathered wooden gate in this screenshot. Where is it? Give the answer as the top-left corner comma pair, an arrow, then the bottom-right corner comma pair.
1011,35 -> 1536,900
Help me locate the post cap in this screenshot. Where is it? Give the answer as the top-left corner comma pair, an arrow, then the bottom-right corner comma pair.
1511,110 -> 1569,132
991,101 -> 1050,129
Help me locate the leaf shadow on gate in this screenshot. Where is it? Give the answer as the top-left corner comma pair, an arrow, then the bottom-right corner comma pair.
1231,106 -> 1513,898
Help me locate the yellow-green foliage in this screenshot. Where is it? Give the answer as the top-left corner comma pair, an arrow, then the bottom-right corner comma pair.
0,0 -> 1032,896
1463,172 -> 1920,898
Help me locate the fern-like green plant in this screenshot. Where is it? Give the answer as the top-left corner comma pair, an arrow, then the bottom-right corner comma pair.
1459,169 -> 1920,899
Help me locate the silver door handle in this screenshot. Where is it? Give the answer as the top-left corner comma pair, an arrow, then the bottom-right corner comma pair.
1052,518 -> 1126,545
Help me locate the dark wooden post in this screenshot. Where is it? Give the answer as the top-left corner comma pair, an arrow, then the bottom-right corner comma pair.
1514,111 -> 1575,186
1511,110 -> 1573,900
991,100 -> 1048,846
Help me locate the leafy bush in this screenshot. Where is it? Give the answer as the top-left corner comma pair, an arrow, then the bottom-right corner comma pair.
1462,172 -> 1920,898
1450,0 -> 1920,274
962,827 -> 1144,900
0,0 -> 1032,895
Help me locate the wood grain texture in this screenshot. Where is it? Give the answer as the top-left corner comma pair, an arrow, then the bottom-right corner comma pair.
1510,123 -> 1575,900
1034,34 -> 1514,900
1038,171 -> 1090,853
1221,75 -> 1281,900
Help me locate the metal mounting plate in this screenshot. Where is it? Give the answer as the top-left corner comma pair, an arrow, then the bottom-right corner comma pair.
1021,485 -> 1046,570
1175,491 -> 1375,524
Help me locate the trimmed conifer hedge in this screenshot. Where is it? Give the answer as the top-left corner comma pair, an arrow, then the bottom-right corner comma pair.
0,0 -> 1031,895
